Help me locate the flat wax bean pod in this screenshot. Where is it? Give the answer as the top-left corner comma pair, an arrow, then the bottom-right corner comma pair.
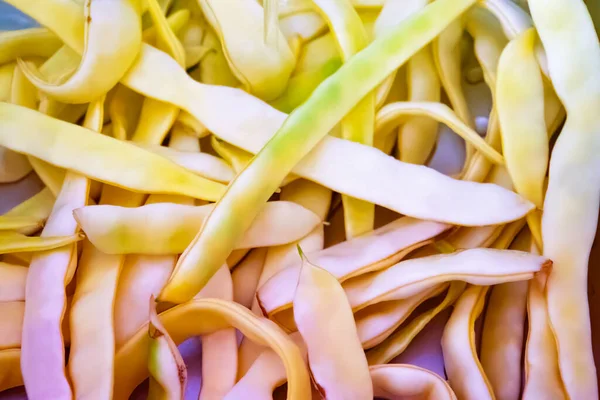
376,101 -> 503,165
113,299 -> 311,400
293,250 -> 373,399
0,103 -> 225,201
16,0 -> 140,104
497,28 -> 548,248
256,217 -> 450,315
0,302 -> 24,350
480,280 -> 528,400
530,0 -> 600,397
224,333 -> 307,400
523,271 -> 566,400
68,241 -> 125,399
0,349 -> 22,392
0,263 -> 27,302
342,248 -> 546,312
0,231 -> 83,254
365,281 -> 466,365
398,46 -> 441,165
198,0 -> 295,100
355,283 -> 449,349
0,28 -> 62,65
115,255 -> 177,349
442,285 -> 494,400
0,216 -> 43,231
148,297 -> 187,400
311,0 -> 376,238
21,164 -> 90,398
370,364 -> 458,400
74,201 -> 321,254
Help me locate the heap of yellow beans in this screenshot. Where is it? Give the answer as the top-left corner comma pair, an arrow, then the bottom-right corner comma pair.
0,0 -> 598,399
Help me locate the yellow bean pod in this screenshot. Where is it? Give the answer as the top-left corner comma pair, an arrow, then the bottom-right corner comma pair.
74,201 -> 321,254
20,161 -> 90,398
0,103 -> 225,201
497,28 -> 548,209
0,28 -> 61,65
530,0 -> 600,397
114,255 -> 176,349
0,215 -> 43,231
293,250 -> 373,399
147,297 -> 187,400
16,0 -> 141,104
398,46 -> 441,164
0,231 -> 82,254
442,285 -> 494,400
480,281 -> 528,400
2,188 -> 54,235
523,269 -> 566,400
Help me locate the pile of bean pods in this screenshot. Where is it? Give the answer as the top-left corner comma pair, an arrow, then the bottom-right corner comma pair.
0,0 -> 598,398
